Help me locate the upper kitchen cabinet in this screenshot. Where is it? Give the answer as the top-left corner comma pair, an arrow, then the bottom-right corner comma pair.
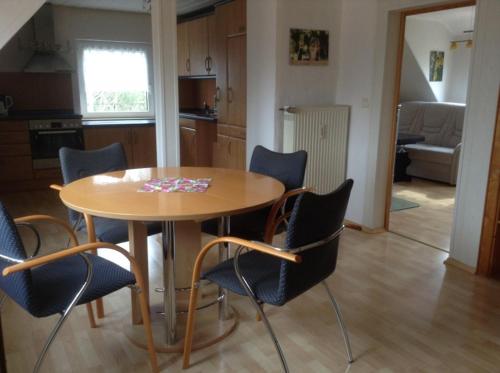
177,22 -> 190,76
225,0 -> 246,35
177,15 -> 216,77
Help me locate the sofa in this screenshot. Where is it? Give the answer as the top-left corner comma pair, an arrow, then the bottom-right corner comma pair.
397,101 -> 465,185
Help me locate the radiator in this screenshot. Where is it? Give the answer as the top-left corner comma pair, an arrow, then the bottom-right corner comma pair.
283,106 -> 350,194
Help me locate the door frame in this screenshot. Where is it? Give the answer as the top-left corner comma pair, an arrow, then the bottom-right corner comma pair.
383,0 -> 477,230
477,89 -> 500,276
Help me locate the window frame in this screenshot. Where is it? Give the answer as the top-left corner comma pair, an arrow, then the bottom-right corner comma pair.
76,39 -> 155,119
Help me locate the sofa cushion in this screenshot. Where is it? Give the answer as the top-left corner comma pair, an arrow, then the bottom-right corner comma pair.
404,143 -> 454,165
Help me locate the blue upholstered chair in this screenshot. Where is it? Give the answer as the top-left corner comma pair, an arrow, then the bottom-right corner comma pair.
57,143 -> 162,319
58,143 -> 162,244
202,145 -> 308,242
183,179 -> 355,372
0,203 -> 158,373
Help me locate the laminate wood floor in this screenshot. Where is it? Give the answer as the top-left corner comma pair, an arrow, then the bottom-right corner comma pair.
1,190 -> 500,372
390,178 -> 456,251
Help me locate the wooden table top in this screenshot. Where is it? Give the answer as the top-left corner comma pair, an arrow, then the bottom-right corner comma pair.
60,167 -> 285,221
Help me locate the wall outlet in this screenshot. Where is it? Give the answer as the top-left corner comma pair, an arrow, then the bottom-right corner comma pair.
361,97 -> 370,108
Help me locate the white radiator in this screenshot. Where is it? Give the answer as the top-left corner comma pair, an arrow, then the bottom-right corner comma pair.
283,106 -> 350,194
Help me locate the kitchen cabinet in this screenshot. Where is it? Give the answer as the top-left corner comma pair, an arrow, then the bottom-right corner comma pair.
177,15 -> 215,77
84,126 -> 157,168
226,35 -> 246,127
0,121 -> 33,182
179,118 -> 217,167
177,22 -> 190,76
213,134 -> 246,170
212,0 -> 246,170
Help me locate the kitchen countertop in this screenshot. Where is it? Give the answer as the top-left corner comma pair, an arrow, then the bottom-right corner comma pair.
0,110 -> 82,121
179,109 -> 217,122
82,119 -> 156,127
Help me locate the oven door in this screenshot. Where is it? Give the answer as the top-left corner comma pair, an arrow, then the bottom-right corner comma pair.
30,129 -> 84,168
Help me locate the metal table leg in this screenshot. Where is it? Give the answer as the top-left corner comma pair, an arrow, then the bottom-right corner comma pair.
163,221 -> 177,345
218,216 -> 230,320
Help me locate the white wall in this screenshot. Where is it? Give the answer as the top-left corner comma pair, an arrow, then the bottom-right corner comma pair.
0,0 -> 44,51
247,0 -> 279,165
403,17 -> 451,102
335,0 -> 379,224
451,0 -> 500,268
51,5 -> 152,113
247,0 -> 341,164
446,45 -> 472,103
0,21 -> 35,72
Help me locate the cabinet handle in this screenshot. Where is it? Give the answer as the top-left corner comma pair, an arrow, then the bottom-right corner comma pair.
186,58 -> 190,73
207,56 -> 212,73
205,57 -> 211,74
228,140 -> 232,155
215,87 -> 221,103
227,87 -> 234,104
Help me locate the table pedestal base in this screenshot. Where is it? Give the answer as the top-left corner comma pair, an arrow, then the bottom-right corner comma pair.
125,304 -> 238,353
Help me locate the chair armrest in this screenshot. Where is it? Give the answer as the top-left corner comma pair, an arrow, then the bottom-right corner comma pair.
50,184 -> 63,191
3,242 -> 136,276
263,187 -> 313,243
189,236 -> 301,287
14,215 -> 78,247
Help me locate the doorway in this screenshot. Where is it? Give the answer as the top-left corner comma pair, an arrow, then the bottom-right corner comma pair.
387,2 -> 476,252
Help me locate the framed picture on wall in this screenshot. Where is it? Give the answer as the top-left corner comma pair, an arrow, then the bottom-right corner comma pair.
429,51 -> 444,81
289,28 -> 329,65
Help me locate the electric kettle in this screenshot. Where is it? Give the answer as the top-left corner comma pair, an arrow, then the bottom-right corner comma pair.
0,95 -> 14,116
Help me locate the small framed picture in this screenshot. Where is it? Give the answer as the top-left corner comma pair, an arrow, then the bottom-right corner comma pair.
429,51 -> 444,81
289,28 -> 329,66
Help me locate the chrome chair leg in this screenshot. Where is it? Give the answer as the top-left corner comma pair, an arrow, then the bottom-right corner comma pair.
34,254 -> 93,373
322,281 -> 354,363
234,246 -> 289,373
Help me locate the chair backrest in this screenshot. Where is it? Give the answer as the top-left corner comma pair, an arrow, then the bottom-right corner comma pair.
275,179 -> 353,305
249,145 -> 307,192
0,203 -> 35,313
59,143 -> 128,225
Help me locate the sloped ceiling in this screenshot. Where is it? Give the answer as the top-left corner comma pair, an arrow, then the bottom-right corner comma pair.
49,0 -> 218,14
410,6 -> 476,39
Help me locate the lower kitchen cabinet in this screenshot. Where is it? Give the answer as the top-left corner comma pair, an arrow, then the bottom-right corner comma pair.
0,121 -> 33,183
84,126 -> 157,168
212,134 -> 246,170
179,119 -> 217,167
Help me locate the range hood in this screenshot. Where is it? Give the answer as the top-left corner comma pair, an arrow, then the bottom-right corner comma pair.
23,4 -> 73,73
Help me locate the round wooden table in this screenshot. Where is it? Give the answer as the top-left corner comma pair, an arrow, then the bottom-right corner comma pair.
60,167 -> 284,350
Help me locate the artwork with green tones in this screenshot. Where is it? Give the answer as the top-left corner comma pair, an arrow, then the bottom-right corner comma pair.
289,29 -> 329,65
429,51 -> 444,82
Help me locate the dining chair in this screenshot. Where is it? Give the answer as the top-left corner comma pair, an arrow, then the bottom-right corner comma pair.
0,203 -> 158,373
203,145 -> 308,242
183,179 -> 355,372
54,143 -> 162,321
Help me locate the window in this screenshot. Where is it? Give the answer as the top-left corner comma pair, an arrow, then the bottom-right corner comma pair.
77,40 -> 154,118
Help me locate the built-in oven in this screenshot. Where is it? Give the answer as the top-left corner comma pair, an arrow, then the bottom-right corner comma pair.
29,119 -> 84,169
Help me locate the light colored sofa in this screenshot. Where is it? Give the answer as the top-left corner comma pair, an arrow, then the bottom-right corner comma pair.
397,101 -> 465,185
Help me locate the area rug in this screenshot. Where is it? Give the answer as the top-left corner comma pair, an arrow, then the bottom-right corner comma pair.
391,197 -> 420,212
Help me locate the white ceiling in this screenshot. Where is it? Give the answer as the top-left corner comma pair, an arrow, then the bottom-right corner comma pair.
411,6 -> 476,39
48,0 -> 218,15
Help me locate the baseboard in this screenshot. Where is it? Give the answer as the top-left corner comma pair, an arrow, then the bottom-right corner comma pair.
344,219 -> 386,234
444,257 -> 476,274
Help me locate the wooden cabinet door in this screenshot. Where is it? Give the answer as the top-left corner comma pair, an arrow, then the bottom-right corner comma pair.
227,35 -> 246,127
132,127 -> 157,168
188,17 -> 209,76
215,4 -> 228,123
180,126 -> 197,167
0,156 -> 33,181
213,135 -> 246,170
83,127 -> 134,166
177,22 -> 190,76
226,0 -> 246,35
207,14 -> 217,76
